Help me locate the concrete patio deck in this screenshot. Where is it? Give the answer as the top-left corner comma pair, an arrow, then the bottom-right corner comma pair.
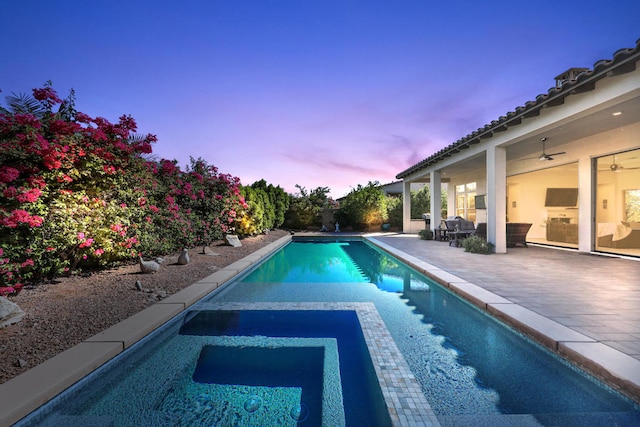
367,232 -> 640,404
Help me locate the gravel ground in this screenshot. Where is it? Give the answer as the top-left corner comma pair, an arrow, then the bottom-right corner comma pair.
0,229 -> 289,384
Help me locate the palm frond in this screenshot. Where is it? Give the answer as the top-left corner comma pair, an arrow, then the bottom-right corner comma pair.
5,92 -> 47,117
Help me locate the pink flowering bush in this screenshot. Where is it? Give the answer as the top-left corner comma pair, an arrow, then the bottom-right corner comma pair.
0,83 -> 248,294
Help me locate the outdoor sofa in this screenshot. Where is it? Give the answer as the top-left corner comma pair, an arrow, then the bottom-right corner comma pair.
474,222 -> 532,247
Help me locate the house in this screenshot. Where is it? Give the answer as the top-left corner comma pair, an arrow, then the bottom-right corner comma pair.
396,39 -> 640,257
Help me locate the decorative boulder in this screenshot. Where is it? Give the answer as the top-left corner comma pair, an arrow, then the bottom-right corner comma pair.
201,246 -> 219,256
0,297 -> 25,329
139,256 -> 161,274
225,234 -> 242,247
177,248 -> 190,265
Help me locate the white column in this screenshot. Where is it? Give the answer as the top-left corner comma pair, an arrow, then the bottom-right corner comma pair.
429,171 -> 442,231
487,146 -> 507,253
402,180 -> 412,233
577,155 -> 592,253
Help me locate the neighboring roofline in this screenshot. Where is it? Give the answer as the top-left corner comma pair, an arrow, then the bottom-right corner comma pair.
396,39 -> 640,180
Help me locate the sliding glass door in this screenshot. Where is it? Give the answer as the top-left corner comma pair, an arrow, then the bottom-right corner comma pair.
594,148 -> 640,257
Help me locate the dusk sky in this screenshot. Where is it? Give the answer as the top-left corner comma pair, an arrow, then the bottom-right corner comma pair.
2,1 -> 639,198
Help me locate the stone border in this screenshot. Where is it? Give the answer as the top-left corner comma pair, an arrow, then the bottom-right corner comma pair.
367,236 -> 640,404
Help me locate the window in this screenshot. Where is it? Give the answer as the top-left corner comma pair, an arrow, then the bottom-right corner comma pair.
455,182 -> 476,222
625,190 -> 640,222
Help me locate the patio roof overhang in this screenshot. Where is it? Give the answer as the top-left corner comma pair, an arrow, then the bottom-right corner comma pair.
396,39 -> 640,180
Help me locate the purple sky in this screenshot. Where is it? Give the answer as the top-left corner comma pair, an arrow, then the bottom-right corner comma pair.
2,1 -> 639,198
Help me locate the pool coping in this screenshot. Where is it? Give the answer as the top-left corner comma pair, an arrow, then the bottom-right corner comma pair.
366,235 -> 640,405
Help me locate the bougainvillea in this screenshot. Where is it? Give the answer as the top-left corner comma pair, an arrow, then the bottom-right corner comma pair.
0,83 -> 249,294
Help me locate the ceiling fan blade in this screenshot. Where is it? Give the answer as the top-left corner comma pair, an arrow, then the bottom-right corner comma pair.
518,138 -> 566,161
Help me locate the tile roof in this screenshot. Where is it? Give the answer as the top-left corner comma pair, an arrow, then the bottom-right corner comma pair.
396,39 -> 640,179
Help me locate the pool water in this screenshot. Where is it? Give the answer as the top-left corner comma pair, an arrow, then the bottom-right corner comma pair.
180,309 -> 392,426
213,239 -> 640,425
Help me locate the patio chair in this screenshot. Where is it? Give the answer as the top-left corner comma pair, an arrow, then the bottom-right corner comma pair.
506,223 -> 532,247
446,217 -> 476,247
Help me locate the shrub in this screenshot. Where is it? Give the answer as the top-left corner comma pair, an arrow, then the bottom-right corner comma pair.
461,235 -> 494,254
283,185 -> 329,230
385,195 -> 402,228
237,180 -> 289,235
0,83 -> 249,293
336,181 -> 387,231
418,229 -> 433,240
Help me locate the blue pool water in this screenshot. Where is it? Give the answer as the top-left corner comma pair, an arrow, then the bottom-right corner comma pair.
181,309 -> 392,426
19,238 -> 640,426
213,239 -> 640,425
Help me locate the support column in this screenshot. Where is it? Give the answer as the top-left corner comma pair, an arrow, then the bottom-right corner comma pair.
402,180 -> 412,233
578,155 -> 593,253
429,171 -> 442,232
487,146 -> 507,253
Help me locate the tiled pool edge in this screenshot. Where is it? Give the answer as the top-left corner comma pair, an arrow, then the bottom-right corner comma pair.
367,235 -> 640,404
0,235 -> 292,427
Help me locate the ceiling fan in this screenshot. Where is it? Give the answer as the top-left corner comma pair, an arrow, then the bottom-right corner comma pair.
607,155 -> 640,172
536,137 -> 566,161
521,137 -> 566,161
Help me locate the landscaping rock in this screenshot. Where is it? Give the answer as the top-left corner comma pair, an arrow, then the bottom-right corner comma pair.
177,248 -> 190,265
0,297 -> 25,329
202,246 -> 220,256
225,234 -> 242,247
139,256 -> 161,274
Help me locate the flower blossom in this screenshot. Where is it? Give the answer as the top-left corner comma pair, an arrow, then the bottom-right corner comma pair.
16,188 -> 42,203
32,87 -> 62,105
0,166 -> 20,183
3,187 -> 18,198
2,210 -> 43,228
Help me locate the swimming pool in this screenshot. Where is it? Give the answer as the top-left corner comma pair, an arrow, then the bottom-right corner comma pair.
213,239 -> 640,424
17,238 -> 640,426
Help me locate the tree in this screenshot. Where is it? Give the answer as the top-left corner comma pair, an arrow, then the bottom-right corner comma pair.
283,185 -> 330,230
336,181 -> 387,231
411,185 -> 430,219
385,195 -> 402,227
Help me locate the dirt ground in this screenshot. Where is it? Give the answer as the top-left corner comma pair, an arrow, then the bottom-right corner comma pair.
0,229 -> 289,384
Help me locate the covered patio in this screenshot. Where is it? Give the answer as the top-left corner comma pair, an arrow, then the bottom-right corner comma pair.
397,41 -> 640,257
